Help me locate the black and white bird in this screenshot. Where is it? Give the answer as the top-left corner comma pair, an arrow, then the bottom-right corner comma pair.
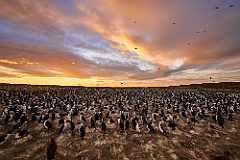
135,122 -> 141,134
79,124 -> 85,139
159,121 -> 168,138
38,113 -> 43,124
67,119 -> 75,135
80,113 -> 86,122
20,113 -> 28,124
15,130 -> 30,139
44,120 -> 52,131
58,118 -> 65,127
0,133 -> 12,144
43,114 -> 50,121
209,123 -> 218,130
46,138 -> 57,160
4,113 -> 11,125
107,117 -> 115,124
147,123 -> 154,133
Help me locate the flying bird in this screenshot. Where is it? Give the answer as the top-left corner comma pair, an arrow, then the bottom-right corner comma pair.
229,5 -> 234,8
215,7 -> 219,10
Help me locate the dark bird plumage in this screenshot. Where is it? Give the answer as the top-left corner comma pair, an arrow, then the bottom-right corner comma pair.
51,112 -> 55,120
43,114 -> 50,121
119,120 -> 124,131
15,130 -> 29,138
79,124 -> 85,139
0,134 -> 8,144
80,114 -> 86,122
46,138 -> 57,160
58,118 -> 64,126
101,119 -> 106,134
159,122 -> 169,138
212,151 -> 232,160
217,114 -> 224,128
67,120 -> 75,135
108,118 -> 115,124
90,116 -> 96,128
44,120 -> 52,130
12,122 -> 24,130
228,113 -> 232,121
125,119 -> 130,130
168,121 -> 177,130
20,114 -> 27,124
210,123 -> 218,130
31,113 -> 36,122
147,123 -> 154,133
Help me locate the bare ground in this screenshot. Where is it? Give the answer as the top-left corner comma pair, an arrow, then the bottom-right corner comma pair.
1,112 -> 240,160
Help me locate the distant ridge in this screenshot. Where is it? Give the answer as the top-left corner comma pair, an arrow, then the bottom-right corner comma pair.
168,82 -> 240,89
0,82 -> 239,89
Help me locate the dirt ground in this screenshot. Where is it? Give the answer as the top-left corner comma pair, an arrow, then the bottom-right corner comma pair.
0,86 -> 240,160
0,109 -> 239,160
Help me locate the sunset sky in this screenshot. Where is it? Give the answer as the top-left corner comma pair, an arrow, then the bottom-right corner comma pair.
0,0 -> 239,87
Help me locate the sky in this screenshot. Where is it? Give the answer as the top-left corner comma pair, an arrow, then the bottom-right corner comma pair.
0,0 -> 239,87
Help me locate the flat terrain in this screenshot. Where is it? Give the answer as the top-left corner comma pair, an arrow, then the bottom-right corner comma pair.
0,84 -> 239,160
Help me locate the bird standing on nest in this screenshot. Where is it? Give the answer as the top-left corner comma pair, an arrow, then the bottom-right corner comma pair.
46,138 -> 57,160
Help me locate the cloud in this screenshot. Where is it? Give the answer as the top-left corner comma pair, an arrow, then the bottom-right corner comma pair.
0,0 -> 239,86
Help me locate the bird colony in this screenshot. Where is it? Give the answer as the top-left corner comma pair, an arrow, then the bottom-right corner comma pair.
0,85 -> 240,159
